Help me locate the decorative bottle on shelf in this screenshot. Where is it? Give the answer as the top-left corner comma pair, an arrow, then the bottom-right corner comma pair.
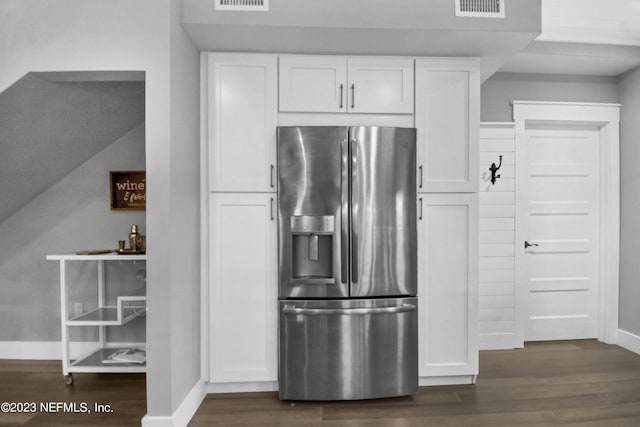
129,225 -> 140,252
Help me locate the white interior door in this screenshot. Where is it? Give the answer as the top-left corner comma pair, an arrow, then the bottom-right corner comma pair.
523,125 -> 600,341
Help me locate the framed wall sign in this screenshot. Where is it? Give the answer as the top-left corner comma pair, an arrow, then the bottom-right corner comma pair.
110,171 -> 146,211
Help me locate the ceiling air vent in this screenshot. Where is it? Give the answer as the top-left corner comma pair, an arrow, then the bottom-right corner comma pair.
455,0 -> 504,18
215,0 -> 269,11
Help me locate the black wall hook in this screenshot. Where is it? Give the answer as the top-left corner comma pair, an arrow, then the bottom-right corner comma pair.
489,155 -> 502,185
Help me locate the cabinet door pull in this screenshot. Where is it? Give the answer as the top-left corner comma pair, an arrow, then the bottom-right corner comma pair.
339,84 -> 344,109
270,164 -> 275,188
419,197 -> 423,221
350,84 -> 355,109
270,197 -> 275,221
418,165 -> 423,189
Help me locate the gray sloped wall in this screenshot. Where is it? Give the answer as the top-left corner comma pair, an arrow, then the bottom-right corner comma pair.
0,74 -> 145,224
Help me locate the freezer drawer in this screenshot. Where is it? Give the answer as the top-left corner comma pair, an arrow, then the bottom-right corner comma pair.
279,297 -> 418,400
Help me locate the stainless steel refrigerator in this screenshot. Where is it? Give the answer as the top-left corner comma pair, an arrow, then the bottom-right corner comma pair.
277,126 -> 417,401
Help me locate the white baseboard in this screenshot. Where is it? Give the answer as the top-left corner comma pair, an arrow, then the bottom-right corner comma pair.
479,333 -> 516,350
142,380 -> 206,427
206,381 -> 278,393
616,329 -> 640,355
0,341 -> 62,359
419,375 -> 476,386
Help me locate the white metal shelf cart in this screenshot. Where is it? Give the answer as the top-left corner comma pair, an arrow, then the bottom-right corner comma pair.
47,253 -> 147,384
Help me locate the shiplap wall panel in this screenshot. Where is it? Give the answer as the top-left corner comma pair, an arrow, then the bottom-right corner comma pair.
480,192 -> 515,205
479,321 -> 515,334
480,269 -> 515,283
479,123 -> 516,350
480,230 -> 514,244
480,152 -> 515,165
480,257 -> 514,271
480,244 -> 514,257
480,283 -> 514,296
480,218 -> 514,231
479,308 -> 513,322
480,205 -> 515,218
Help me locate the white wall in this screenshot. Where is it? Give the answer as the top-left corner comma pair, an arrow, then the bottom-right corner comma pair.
0,0 -> 202,422
618,66 -> 640,337
168,0 -> 202,412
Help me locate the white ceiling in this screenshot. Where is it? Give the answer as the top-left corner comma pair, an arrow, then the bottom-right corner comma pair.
500,0 -> 640,76
181,0 -> 541,82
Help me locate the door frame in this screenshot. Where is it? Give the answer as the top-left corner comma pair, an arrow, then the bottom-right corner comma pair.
513,101 -> 620,347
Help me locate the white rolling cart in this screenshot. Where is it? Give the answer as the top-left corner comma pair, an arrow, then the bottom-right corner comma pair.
46,253 -> 147,384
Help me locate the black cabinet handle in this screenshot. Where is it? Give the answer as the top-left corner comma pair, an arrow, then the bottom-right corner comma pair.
350,84 -> 355,109
270,197 -> 274,221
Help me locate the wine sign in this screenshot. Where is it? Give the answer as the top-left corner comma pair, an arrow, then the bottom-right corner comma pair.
110,171 -> 146,211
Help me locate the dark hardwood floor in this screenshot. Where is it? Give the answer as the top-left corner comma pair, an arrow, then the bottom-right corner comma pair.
190,340 -> 640,426
1,340 -> 640,426
0,360 -> 145,426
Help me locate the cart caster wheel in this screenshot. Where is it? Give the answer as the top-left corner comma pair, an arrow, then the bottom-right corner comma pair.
64,374 -> 73,385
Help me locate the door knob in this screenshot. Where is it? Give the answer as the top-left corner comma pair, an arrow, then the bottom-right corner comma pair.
524,241 -> 539,249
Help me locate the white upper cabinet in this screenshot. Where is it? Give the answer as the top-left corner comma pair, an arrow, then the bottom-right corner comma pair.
347,57 -> 414,114
205,53 -> 278,192
279,55 -> 414,114
278,55 -> 347,113
415,58 -> 479,193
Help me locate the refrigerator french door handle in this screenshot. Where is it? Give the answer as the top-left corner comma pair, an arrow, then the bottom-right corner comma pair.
340,138 -> 349,284
350,138 -> 358,284
282,304 -> 417,316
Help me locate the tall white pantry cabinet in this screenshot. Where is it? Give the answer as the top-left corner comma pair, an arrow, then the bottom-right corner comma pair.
202,52 -> 480,391
202,53 -> 279,388
415,58 -> 480,384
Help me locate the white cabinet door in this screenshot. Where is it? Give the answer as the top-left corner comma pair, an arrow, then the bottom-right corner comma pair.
209,193 -> 278,383
206,53 -> 277,192
279,55 -> 347,113
418,193 -> 478,378
278,55 -> 414,114
415,59 -> 479,192
347,57 -> 414,114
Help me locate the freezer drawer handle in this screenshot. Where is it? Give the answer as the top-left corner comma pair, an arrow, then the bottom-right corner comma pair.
282,304 -> 416,316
